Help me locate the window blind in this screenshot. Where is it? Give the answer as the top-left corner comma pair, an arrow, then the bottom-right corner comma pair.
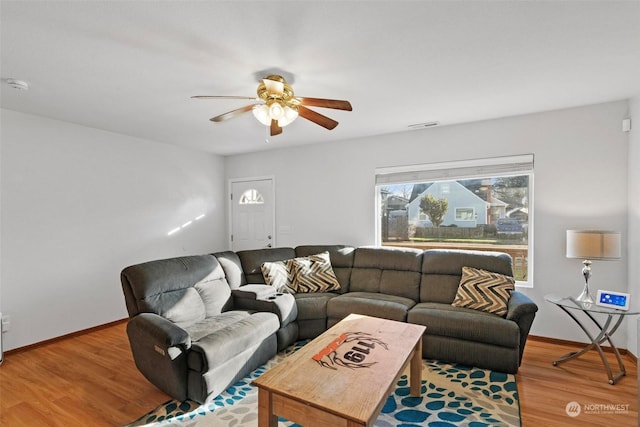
375,154 -> 534,185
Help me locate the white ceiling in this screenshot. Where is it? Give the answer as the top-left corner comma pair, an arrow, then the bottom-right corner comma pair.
2,1 -> 639,156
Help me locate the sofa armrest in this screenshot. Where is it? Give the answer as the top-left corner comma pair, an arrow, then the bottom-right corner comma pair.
126,313 -> 191,401
505,291 -> 538,322
505,290 -> 538,365
232,284 -> 277,300
128,312 -> 191,351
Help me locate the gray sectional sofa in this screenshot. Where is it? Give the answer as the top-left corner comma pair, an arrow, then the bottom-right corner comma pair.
121,244 -> 537,403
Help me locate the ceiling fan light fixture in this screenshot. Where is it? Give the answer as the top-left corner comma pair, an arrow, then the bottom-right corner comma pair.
195,74 -> 350,135
278,105 -> 299,127
252,104 -> 270,126
268,101 -> 285,120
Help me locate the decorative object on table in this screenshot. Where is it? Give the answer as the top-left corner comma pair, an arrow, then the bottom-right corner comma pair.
595,289 -> 630,311
566,230 -> 621,304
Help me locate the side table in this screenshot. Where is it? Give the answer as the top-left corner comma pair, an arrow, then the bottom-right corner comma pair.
544,293 -> 638,385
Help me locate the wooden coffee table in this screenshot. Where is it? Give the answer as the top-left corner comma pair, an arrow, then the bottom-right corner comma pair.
252,313 -> 426,427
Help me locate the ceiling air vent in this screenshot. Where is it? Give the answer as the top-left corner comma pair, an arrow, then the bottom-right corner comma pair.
408,121 -> 440,130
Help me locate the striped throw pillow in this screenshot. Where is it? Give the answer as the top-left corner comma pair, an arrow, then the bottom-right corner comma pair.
261,259 -> 296,293
451,266 -> 515,317
290,252 -> 341,293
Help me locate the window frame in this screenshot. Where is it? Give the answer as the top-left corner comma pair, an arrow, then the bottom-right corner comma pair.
375,154 -> 534,287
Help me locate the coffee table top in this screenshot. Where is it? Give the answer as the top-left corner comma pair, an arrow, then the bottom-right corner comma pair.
252,314 -> 426,424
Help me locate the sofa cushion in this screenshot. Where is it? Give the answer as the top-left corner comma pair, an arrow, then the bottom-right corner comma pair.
420,249 -> 514,304
183,310 -> 250,343
451,267 -> 515,317
290,252 -> 341,293
213,251 -> 246,290
408,302 -> 520,348
327,291 -> 416,323
188,312 -> 279,373
293,292 -> 338,320
195,270 -> 234,316
142,287 -> 206,327
350,246 -> 423,301
121,255 -> 227,317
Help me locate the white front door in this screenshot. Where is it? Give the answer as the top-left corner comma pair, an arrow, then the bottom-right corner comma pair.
230,178 -> 275,251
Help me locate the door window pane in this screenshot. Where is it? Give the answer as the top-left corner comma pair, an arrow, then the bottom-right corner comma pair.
239,189 -> 264,205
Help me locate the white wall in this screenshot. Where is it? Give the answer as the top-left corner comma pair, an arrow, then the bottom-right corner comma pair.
1,100 -> 633,351
0,109 -> 227,351
627,96 -> 640,357
226,101 -> 630,346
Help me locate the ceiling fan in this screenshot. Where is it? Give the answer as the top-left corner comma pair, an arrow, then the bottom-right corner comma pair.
192,75 -> 352,137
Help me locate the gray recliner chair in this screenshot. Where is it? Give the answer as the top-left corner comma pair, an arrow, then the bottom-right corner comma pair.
121,254 -> 296,403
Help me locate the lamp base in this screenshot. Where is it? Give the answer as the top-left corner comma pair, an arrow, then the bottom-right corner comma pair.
575,284 -> 595,304
575,260 -> 594,304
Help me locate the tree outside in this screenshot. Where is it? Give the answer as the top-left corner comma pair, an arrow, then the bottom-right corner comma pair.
419,194 -> 448,227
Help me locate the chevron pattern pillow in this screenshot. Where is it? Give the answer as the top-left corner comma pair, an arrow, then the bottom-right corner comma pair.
451,266 -> 515,317
290,252 -> 341,293
261,260 -> 296,293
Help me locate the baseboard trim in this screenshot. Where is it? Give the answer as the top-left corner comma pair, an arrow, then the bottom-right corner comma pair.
4,318 -> 128,356
528,334 -> 637,363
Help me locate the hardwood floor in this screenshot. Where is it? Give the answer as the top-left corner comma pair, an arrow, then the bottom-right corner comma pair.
0,323 -> 637,426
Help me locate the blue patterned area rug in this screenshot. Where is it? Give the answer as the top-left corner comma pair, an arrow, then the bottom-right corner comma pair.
127,343 -> 520,427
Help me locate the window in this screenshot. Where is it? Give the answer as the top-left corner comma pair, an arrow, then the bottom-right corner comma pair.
239,189 -> 264,205
455,207 -> 475,221
376,155 -> 533,284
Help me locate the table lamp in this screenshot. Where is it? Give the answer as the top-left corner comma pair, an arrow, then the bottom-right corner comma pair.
566,230 -> 621,304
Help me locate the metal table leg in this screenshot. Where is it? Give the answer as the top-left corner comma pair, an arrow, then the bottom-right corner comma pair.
552,305 -> 626,384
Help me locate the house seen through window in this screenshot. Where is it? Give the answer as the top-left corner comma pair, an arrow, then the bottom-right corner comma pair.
376,155 -> 533,284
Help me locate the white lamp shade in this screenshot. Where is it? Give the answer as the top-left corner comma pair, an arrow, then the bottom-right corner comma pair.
268,102 -> 284,120
252,104 -> 270,126
277,105 -> 298,127
566,230 -> 621,260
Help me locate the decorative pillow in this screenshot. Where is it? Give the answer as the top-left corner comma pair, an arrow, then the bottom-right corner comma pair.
290,252 -> 341,293
261,260 -> 296,293
451,266 -> 515,317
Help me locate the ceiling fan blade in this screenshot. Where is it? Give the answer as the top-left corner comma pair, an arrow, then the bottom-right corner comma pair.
298,105 -> 339,130
263,78 -> 284,96
298,97 -> 352,111
210,104 -> 256,122
192,95 -> 257,100
270,119 -> 283,136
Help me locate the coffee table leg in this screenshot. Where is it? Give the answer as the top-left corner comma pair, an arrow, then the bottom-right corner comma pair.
410,337 -> 423,396
257,388 -> 278,427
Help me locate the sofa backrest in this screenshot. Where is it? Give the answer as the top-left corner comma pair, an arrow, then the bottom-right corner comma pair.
420,249 -> 514,303
213,251 -> 246,289
295,245 -> 355,294
121,255 -> 233,324
236,247 -> 297,284
350,246 -> 423,301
